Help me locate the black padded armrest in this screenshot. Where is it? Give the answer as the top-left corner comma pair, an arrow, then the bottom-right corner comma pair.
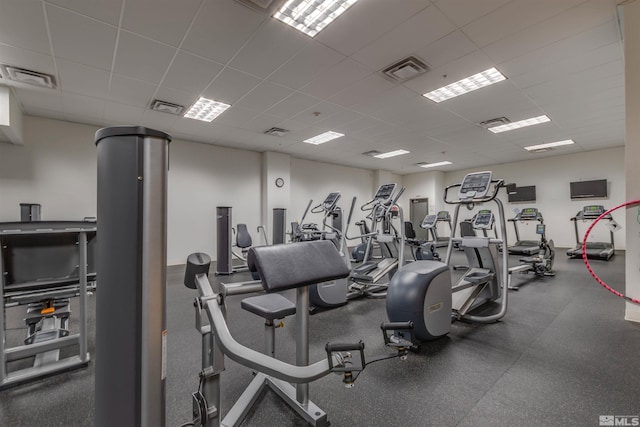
248,240 -> 350,292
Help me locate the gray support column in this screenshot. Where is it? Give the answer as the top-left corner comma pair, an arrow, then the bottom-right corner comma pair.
216,207 -> 233,275
272,208 -> 286,244
95,126 -> 171,427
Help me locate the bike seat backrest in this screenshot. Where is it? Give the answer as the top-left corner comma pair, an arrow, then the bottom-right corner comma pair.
404,221 -> 417,239
247,240 -> 350,293
236,224 -> 252,249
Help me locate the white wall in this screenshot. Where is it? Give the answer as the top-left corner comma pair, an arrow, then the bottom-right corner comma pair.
402,147 -> 625,249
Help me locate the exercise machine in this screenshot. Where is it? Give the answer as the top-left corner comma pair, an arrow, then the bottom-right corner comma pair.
385,171 -> 509,343
294,192 -> 353,310
347,183 -> 405,298
420,211 -> 452,248
0,220 -> 96,389
507,207 -> 544,255
566,205 -> 615,260
507,223 -> 555,290
404,221 -> 440,261
184,241 -> 407,427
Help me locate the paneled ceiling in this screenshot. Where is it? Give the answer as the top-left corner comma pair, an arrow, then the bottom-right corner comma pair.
0,0 -> 626,174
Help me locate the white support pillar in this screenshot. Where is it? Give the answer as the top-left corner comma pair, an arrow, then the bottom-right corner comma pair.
261,152 -> 291,244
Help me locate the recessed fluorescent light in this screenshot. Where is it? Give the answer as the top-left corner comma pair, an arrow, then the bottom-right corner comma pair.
524,139 -> 574,151
487,115 -> 550,133
419,161 -> 452,168
374,149 -> 410,159
423,67 -> 506,103
273,0 -> 359,37
303,131 -> 344,145
184,97 -> 230,122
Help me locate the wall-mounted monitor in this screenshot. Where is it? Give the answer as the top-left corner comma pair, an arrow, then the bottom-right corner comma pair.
508,185 -> 536,203
570,179 -> 607,199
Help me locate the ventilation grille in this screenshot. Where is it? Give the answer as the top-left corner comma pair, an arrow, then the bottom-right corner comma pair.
362,150 -> 381,157
0,65 -> 56,89
234,0 -> 280,13
150,99 -> 185,115
478,117 -> 510,129
381,56 -> 430,82
415,162 -> 429,166
264,127 -> 290,137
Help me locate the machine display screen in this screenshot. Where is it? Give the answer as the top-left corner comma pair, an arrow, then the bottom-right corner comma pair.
374,183 -> 397,202
459,171 -> 492,199
583,205 -> 605,215
323,192 -> 340,208
536,224 -> 545,235
474,212 -> 494,228
436,211 -> 450,220
520,207 -> 538,219
421,214 -> 437,228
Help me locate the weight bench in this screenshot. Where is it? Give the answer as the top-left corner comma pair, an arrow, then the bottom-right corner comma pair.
185,239 -> 367,427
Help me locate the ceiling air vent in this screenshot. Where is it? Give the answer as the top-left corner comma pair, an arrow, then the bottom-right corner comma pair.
362,150 -> 382,157
150,99 -> 185,115
264,127 -> 290,137
478,117 -> 510,129
415,162 -> 428,167
0,65 -> 56,89
381,56 -> 430,83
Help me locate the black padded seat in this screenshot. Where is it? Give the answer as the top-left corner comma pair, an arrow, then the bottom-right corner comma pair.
241,294 -> 296,321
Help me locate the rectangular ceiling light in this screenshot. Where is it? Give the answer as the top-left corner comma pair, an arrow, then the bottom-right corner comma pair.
303,130 -> 344,145
273,0 -> 359,37
184,97 -> 230,122
374,149 -> 410,159
524,139 -> 574,151
423,67 -> 506,103
487,115 -> 551,133
420,161 -> 452,168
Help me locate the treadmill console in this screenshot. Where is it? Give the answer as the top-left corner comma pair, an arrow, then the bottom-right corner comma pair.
473,210 -> 494,230
536,224 -> 546,235
436,211 -> 451,221
582,205 -> 605,218
519,207 -> 539,220
322,192 -> 341,210
458,171 -> 492,200
421,214 -> 437,229
373,183 -> 397,204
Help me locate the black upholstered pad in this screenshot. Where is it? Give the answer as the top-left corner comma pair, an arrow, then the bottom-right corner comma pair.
241,294 -> 296,320
248,240 -> 350,292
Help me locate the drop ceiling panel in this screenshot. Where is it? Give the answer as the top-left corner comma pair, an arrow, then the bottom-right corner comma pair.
0,44 -> 56,75
315,0 -> 430,56
315,110 -> 364,130
291,101 -> 348,125
328,74 -> 396,108
0,1 -> 50,54
233,81 -> 293,113
139,109 -> 179,131
24,106 -> 67,122
181,0 -> 265,64
229,19 -> 311,79
264,92 -> 319,119
267,41 -> 346,90
14,87 -> 62,112
154,86 -> 199,110
300,58 -> 372,99
57,59 -> 110,98
47,0 -> 123,25
212,105 -> 257,128
413,30 -> 477,70
103,101 -> 144,125
461,0 -> 587,48
352,5 -> 455,70
161,51 -> 223,94
113,31 -> 176,83
121,0 -> 201,47
433,0 -> 512,27
355,85 -> 417,117
203,68 -> 262,105
108,74 -> 158,107
47,5 -> 117,70
482,0 -> 615,64
237,113 -> 283,133
61,92 -> 105,118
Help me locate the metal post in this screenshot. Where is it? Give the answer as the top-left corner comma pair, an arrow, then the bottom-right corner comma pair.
0,241 -> 6,382
296,287 -> 309,406
78,231 -> 88,362
273,208 -> 286,244
95,126 -> 171,427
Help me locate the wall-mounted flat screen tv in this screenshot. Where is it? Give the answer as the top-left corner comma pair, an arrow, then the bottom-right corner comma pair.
508,185 -> 536,203
570,179 -> 607,199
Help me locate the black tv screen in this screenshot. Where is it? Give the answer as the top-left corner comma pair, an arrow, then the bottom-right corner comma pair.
570,179 -> 607,199
508,185 -> 536,203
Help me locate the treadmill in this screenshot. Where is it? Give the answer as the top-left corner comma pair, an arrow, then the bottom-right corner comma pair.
420,211 -> 451,248
508,207 -> 544,255
566,205 -> 615,260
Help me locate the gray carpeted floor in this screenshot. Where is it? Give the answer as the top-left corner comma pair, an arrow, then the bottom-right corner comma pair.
1,249 -> 638,427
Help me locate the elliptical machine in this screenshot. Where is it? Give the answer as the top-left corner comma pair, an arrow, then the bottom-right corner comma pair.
385,171 -> 509,343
